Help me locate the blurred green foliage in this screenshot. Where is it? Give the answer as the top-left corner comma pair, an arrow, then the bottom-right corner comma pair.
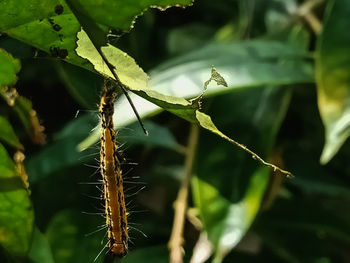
1,0 -> 350,263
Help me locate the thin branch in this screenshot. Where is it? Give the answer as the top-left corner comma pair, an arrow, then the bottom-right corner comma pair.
220,133 -> 294,178
297,0 -> 324,34
168,124 -> 200,263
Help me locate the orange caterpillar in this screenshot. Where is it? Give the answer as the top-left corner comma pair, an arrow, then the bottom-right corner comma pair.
99,84 -> 128,257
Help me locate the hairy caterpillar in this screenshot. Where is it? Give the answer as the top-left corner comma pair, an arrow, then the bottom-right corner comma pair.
99,83 -> 128,257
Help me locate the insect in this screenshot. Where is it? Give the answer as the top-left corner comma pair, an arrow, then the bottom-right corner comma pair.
99,82 -> 128,257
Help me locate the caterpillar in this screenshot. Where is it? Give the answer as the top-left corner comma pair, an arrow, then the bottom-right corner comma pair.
99,83 -> 128,257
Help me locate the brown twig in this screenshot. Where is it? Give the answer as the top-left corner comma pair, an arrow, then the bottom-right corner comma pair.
297,0 -> 324,34
168,124 -> 199,263
216,132 -> 294,178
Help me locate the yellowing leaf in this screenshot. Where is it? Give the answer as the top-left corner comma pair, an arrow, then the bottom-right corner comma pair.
316,0 -> 350,164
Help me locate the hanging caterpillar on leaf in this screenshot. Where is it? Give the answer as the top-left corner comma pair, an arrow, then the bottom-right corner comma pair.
99,81 -> 129,257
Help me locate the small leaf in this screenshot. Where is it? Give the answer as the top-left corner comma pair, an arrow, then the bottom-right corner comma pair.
0,116 -> 24,149
316,0 -> 350,164
203,67 -> 228,90
0,48 -> 21,88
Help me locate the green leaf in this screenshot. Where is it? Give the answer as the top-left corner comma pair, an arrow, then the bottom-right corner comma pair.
316,0 -> 350,164
0,48 -> 21,87
0,0 -> 192,69
78,39 -> 313,155
68,0 -> 192,32
76,32 -> 300,177
28,228 -> 55,263
75,29 -> 199,123
192,87 -> 292,262
193,167 -> 269,263
0,116 -> 24,150
0,1 -> 82,64
0,143 -> 34,257
203,67 -> 228,90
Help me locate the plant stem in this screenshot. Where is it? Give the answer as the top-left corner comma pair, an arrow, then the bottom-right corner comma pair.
168,124 -> 199,263
297,0 -> 324,34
